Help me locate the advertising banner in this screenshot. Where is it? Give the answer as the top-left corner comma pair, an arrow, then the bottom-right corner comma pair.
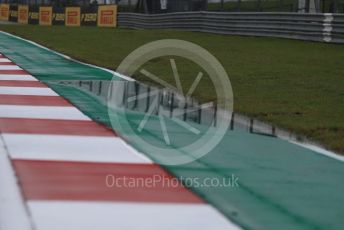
81,6 -> 97,26
52,7 -> 65,25
97,5 -> 117,27
9,5 -> 18,22
39,6 -> 52,26
12,4 -> 119,28
18,5 -> 29,24
29,5 -> 39,25
0,4 -> 10,21
66,7 -> 80,26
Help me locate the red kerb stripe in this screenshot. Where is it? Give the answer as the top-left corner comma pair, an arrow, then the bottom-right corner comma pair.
0,80 -> 47,87
13,160 -> 203,203
0,70 -> 29,75
0,118 -> 116,136
0,95 -> 72,106
0,62 -> 15,65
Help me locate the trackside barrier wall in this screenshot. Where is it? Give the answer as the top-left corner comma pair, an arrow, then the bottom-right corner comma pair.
117,11 -> 344,43
332,14 -> 344,42
1,5 -> 342,43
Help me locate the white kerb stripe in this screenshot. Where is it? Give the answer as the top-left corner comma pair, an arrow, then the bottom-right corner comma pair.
0,105 -> 90,120
0,65 -> 22,70
28,201 -> 240,230
3,134 -> 152,164
0,137 -> 32,230
0,86 -> 58,96
0,75 -> 38,81
0,58 -> 11,62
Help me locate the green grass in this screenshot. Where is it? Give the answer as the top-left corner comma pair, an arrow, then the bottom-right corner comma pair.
0,24 -> 344,154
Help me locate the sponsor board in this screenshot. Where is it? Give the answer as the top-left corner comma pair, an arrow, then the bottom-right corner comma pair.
2,4 -> 117,28
66,7 -> 80,26
39,6 -> 52,26
18,5 -> 29,24
97,5 -> 117,27
0,4 -> 10,21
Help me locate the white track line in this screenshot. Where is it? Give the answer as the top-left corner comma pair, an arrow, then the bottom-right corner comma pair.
3,134 -> 152,163
0,86 -> 58,96
28,201 -> 239,230
0,74 -> 38,81
290,141 -> 344,162
0,105 -> 90,120
0,137 -> 32,230
0,58 -> 11,62
0,65 -> 22,70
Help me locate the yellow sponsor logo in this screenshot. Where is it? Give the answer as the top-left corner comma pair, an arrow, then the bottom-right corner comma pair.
53,13 -> 65,21
10,10 -> 18,18
82,13 -> 97,22
29,12 -> 39,20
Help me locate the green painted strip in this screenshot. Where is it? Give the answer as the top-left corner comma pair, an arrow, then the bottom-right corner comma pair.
1,31 -> 343,230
